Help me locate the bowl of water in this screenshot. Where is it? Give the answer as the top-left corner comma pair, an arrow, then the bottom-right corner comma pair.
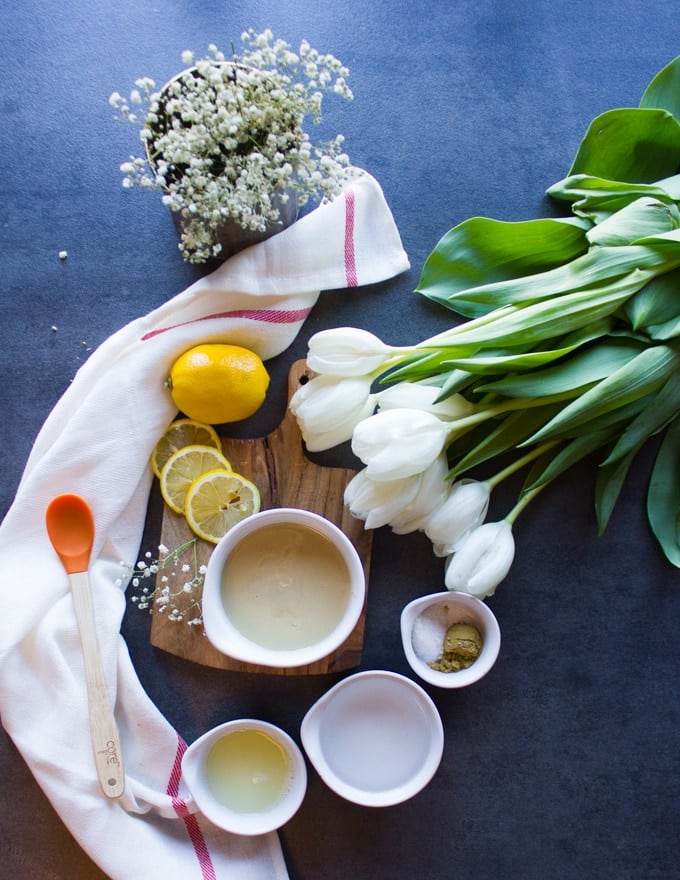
300,670 -> 444,807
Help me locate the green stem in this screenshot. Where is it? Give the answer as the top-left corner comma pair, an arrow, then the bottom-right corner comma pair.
192,538 -> 199,578
505,483 -> 547,525
446,390 -> 582,437
414,305 -> 518,350
160,537 -> 198,569
487,441 -> 559,490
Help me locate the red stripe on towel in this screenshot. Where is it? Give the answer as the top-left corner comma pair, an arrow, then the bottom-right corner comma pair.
344,189 -> 358,287
168,735 -> 217,880
141,306 -> 313,341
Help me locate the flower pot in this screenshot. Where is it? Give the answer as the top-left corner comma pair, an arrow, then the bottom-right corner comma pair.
146,62 -> 300,261
167,186 -> 298,260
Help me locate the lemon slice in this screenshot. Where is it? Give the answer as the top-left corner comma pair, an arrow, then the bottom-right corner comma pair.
160,444 -> 232,514
151,419 -> 221,478
185,469 -> 261,543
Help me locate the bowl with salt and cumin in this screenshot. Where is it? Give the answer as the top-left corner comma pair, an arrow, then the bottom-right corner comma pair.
400,591 -> 501,688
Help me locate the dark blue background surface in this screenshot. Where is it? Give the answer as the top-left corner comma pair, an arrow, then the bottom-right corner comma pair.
1,1 -> 678,878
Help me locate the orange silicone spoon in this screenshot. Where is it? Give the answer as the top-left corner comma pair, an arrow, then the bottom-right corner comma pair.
45,494 -> 125,799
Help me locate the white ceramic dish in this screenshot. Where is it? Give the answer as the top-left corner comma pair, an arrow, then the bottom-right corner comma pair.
181,719 -> 307,835
202,507 -> 366,668
300,670 -> 444,807
400,591 -> 501,688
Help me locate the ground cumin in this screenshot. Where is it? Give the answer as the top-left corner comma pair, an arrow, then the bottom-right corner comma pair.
430,621 -> 483,673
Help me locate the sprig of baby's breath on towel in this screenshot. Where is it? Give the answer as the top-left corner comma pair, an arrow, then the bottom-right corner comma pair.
119,538 -> 205,625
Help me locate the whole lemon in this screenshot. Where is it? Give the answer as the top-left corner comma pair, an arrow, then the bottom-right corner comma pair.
167,344 -> 270,424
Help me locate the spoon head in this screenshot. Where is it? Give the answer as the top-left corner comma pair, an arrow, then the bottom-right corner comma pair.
46,494 -> 95,574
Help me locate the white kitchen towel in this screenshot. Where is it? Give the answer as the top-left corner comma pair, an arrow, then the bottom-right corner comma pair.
0,170 -> 409,880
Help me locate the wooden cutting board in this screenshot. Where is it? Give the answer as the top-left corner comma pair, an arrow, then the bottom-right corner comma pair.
149,360 -> 373,674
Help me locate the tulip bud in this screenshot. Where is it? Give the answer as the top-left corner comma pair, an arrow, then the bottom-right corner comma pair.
351,408 -> 451,481
444,520 -> 515,598
424,480 -> 490,556
307,327 -> 393,376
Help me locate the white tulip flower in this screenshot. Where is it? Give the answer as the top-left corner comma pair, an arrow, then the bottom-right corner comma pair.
289,373 -> 376,451
444,520 -> 515,598
351,407 -> 451,481
389,454 -> 450,534
307,327 -> 394,376
377,382 -> 473,421
424,479 -> 491,556
344,468 -> 421,530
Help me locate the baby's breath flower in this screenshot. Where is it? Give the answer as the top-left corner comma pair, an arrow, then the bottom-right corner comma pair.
111,28 -> 353,262
124,538 -> 205,627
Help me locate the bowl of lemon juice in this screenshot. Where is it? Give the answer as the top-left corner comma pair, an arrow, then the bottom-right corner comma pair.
181,719 -> 307,835
202,508 -> 366,667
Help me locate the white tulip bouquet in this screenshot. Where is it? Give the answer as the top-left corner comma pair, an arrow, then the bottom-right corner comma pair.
291,55 -> 680,599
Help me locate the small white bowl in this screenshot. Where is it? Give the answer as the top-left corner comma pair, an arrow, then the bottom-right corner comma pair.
300,670 -> 444,807
400,591 -> 501,688
202,507 -> 366,668
181,719 -> 307,835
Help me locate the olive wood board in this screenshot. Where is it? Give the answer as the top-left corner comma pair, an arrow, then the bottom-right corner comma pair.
150,360 -> 373,675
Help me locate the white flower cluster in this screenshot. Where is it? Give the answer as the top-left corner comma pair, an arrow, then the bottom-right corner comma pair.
110,29 -> 353,262
290,328 -> 524,599
119,540 -> 206,625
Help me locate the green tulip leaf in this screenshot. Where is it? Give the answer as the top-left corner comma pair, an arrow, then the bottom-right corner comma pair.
558,395 -> 650,438
477,338 -> 645,397
586,198 -> 680,248
624,267 -> 680,338
434,369 -> 481,400
446,404 -> 563,481
440,320 -> 612,376
440,277 -> 649,355
523,428 -> 618,493
547,173 -> 680,224
416,216 -> 589,317
624,270 -> 680,328
526,344 -> 680,444
602,371 -> 680,466
434,238 -> 680,317
647,417 -> 680,566
379,349 -> 460,384
595,449 -> 637,534
568,107 -> 680,184
646,317 -> 680,341
640,54 -> 680,121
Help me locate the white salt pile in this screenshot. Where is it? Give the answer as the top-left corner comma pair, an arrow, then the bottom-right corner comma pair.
410,603 -> 450,665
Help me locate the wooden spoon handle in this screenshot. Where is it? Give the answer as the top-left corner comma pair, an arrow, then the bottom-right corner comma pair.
69,571 -> 125,798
